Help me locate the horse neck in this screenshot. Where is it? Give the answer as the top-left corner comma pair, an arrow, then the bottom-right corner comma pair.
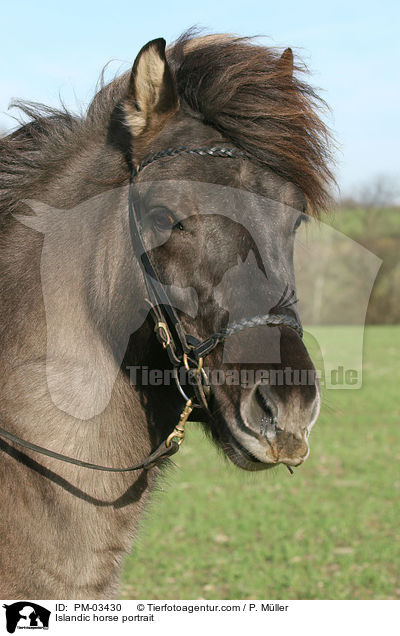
0,175 -> 157,496
0,141 -> 170,598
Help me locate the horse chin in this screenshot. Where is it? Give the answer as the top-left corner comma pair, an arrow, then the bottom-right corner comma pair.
206,413 -> 278,472
222,435 -> 277,472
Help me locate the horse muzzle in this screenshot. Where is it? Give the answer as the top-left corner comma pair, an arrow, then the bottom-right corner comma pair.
212,377 -> 320,471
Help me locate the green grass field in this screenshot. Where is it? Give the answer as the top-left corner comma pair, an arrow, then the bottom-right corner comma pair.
120,326 -> 400,599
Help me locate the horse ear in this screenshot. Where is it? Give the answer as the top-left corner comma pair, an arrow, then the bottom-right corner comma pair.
124,38 -> 179,138
276,47 -> 294,77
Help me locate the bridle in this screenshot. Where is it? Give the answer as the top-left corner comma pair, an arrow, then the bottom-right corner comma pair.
0,146 -> 303,473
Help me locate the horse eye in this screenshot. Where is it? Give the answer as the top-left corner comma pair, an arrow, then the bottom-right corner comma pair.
293,212 -> 309,232
151,208 -> 182,232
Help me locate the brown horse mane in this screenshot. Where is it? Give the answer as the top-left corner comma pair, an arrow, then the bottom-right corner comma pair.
0,30 -> 334,215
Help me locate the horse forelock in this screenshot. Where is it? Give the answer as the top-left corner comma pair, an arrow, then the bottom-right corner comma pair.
167,30 -> 335,213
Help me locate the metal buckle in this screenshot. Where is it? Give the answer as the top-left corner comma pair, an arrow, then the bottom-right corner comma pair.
154,321 -> 171,348
166,399 -> 193,448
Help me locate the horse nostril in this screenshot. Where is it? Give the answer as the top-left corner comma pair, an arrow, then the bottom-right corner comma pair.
255,386 -> 278,438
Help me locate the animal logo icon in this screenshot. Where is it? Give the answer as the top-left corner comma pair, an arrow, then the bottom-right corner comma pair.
2,602 -> 50,633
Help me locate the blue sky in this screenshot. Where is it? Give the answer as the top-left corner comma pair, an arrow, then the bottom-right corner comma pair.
0,0 -> 398,194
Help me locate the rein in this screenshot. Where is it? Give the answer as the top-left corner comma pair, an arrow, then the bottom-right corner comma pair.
0,146 -> 303,472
